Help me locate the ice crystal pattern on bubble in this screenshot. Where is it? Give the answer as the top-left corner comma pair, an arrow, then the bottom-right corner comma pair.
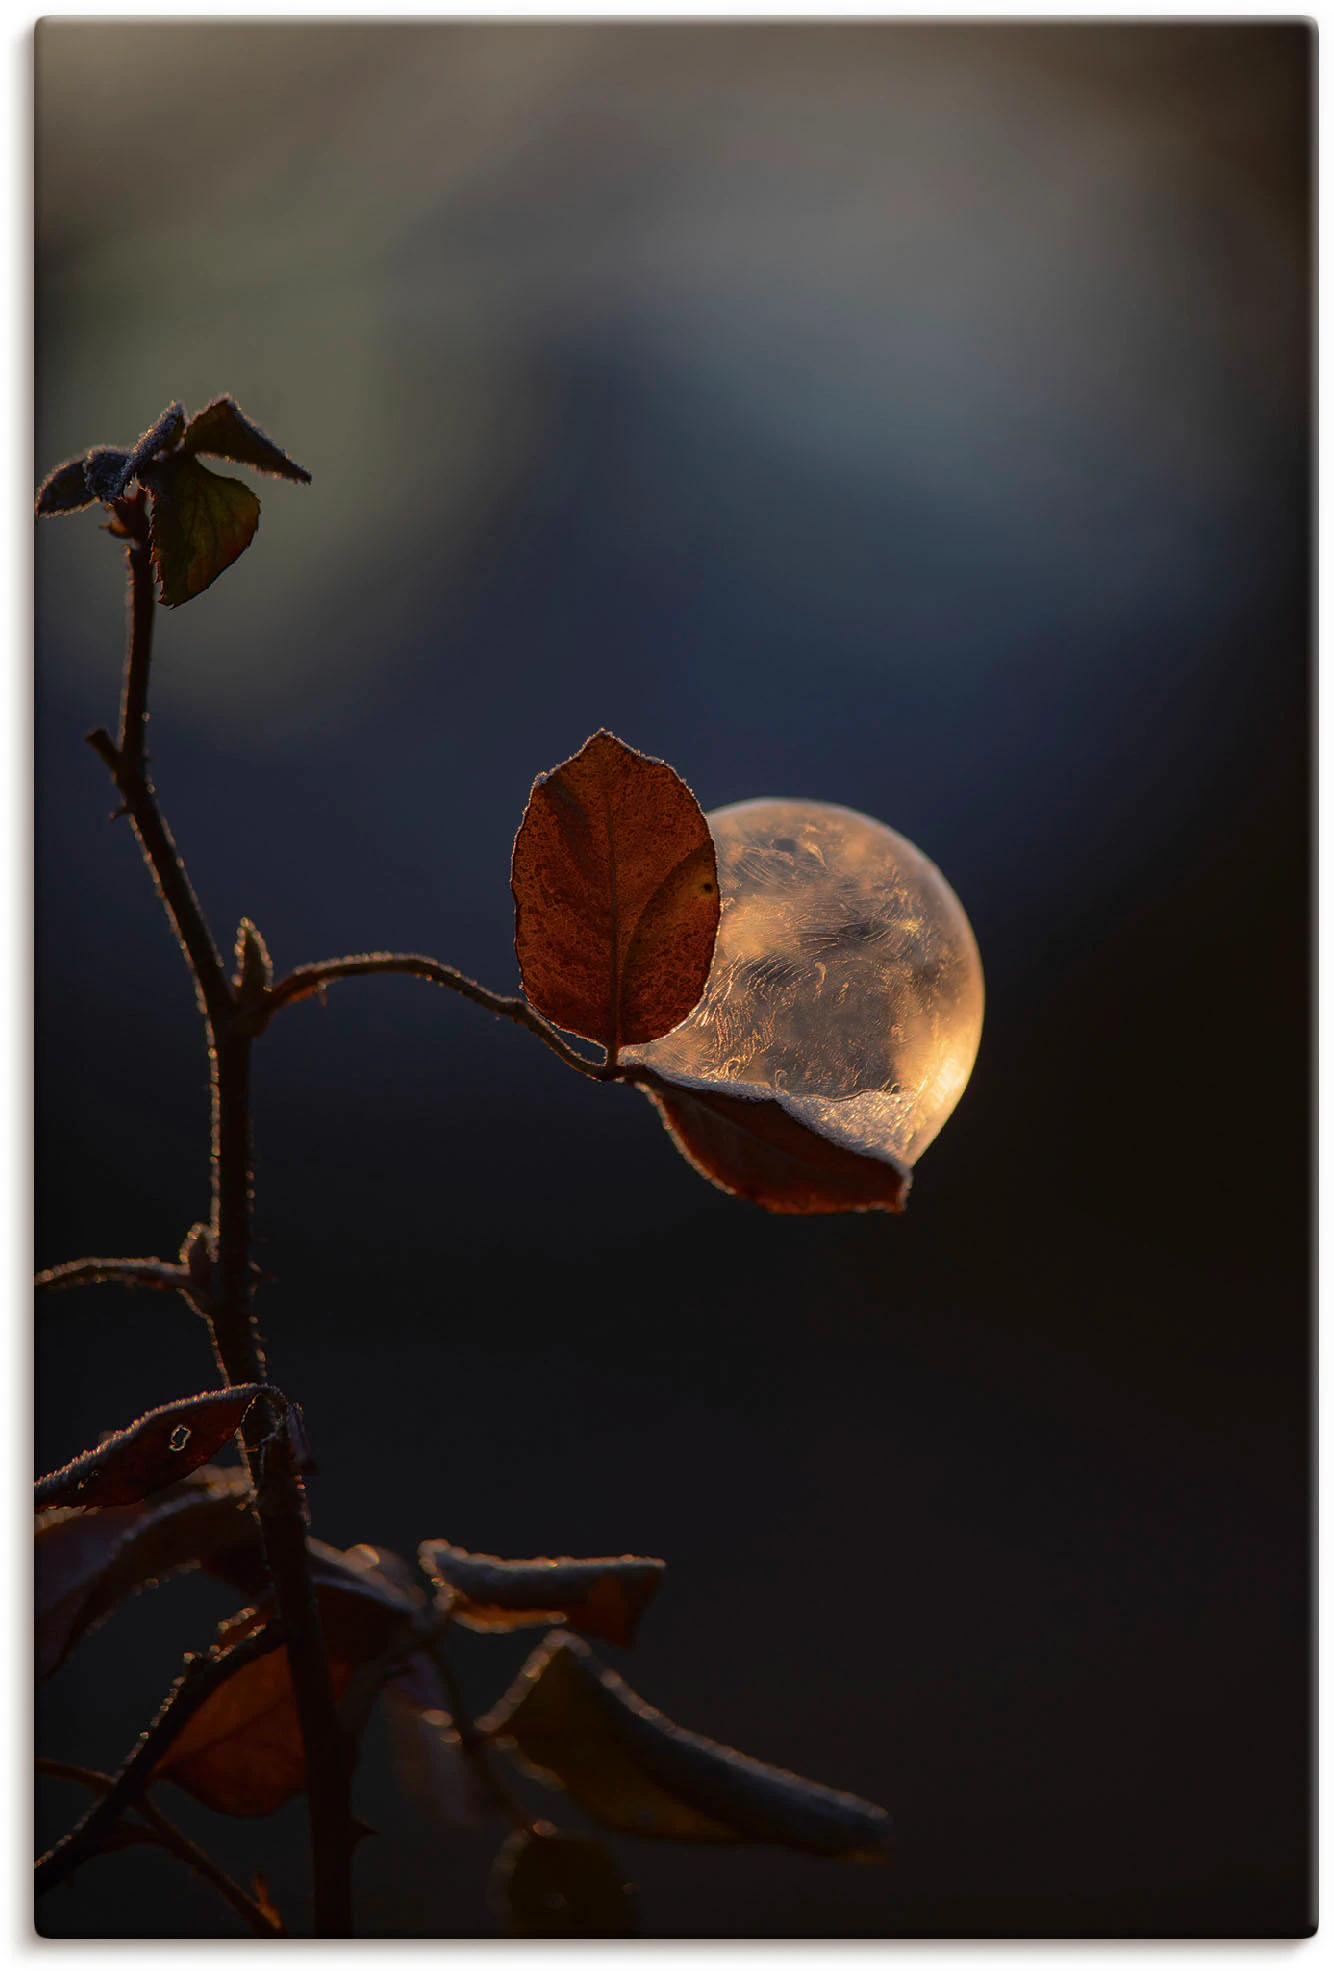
625,799 -> 984,1173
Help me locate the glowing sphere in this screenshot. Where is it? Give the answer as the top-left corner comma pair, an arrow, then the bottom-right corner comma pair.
623,798 -> 983,1177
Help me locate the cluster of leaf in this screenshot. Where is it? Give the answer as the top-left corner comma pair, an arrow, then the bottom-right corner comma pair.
36,397 -> 310,605
37,1392 -> 888,1935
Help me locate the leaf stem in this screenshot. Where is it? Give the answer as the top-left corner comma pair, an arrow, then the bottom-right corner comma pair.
80,500 -> 356,1936
35,1760 -> 285,1936
35,1624 -> 286,1900
264,953 -> 615,1081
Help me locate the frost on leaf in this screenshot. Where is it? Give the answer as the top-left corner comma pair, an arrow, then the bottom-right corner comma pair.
623,798 -> 984,1213
181,397 -> 311,484
36,1466 -> 256,1679
420,1540 -> 664,1647
34,455 -> 97,517
512,731 -> 720,1055
35,1385 -> 269,1510
481,1633 -> 890,1858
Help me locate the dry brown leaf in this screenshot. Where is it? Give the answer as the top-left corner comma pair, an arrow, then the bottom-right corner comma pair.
481,1633 -> 889,1858
419,1541 -> 663,1648
155,1553 -> 422,1817
35,1386 -> 269,1511
511,731 -> 719,1054
636,1070 -> 911,1215
36,1467 -> 257,1680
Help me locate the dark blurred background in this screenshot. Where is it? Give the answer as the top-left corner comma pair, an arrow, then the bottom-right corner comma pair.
34,20 -> 1312,1939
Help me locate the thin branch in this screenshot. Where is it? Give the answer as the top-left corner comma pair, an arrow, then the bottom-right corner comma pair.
81,493 -> 357,1936
35,1760 -> 284,1936
85,495 -> 231,1028
264,952 -> 613,1081
34,1257 -> 187,1295
35,1624 -> 286,1900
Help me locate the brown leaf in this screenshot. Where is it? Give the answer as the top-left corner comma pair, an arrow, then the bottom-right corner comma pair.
36,1467 -> 257,1679
141,453 -> 261,606
181,396 -> 311,484
481,1634 -> 890,1859
492,1826 -> 635,1938
419,1541 -> 663,1648
35,1386 -> 269,1511
635,1070 -> 911,1215
155,1553 -> 423,1817
511,731 -> 720,1053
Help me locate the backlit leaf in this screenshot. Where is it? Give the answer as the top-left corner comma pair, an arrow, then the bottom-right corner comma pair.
181,396 -> 310,483
420,1541 -> 663,1648
35,1386 -> 270,1510
511,731 -> 720,1053
155,1551 -> 424,1816
142,453 -> 261,606
36,1466 -> 256,1679
481,1634 -> 889,1858
492,1826 -> 635,1938
35,455 -> 95,516
635,1070 -> 911,1215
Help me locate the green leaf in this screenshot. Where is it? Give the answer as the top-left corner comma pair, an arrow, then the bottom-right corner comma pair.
481,1633 -> 890,1858
419,1541 -> 664,1647
143,453 -> 262,606
492,1826 -> 635,1937
182,396 -> 311,484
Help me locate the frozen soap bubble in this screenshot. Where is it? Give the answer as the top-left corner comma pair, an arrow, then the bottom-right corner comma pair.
624,798 -> 984,1183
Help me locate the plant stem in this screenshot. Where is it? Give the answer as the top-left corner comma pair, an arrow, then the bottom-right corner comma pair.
35,1624 -> 286,1900
81,496 -> 356,1936
35,1760 -> 285,1936
34,1256 -> 189,1294
265,952 -> 614,1081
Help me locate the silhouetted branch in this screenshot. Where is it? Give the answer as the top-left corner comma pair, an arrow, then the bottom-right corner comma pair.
81,505 -> 356,1936
34,1257 -> 187,1294
35,1760 -> 284,1936
265,952 -> 612,1081
36,1624 -> 286,1900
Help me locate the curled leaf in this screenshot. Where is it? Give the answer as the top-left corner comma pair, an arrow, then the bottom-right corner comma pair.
492,1826 -> 635,1938
35,1386 -> 271,1511
125,401 -> 186,478
35,455 -> 96,517
511,731 -> 720,1054
481,1633 -> 889,1859
420,1541 -> 664,1648
141,453 -> 261,606
36,1466 -> 257,1679
635,1070 -> 910,1215
181,396 -> 310,483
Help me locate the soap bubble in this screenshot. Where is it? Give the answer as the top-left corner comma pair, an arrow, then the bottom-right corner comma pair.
624,798 -> 983,1176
